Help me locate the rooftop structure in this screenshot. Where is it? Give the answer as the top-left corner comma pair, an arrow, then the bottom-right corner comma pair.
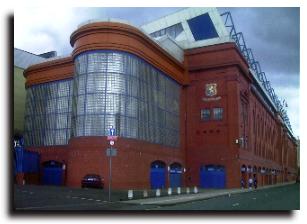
14,48 -> 47,69
140,7 -> 294,138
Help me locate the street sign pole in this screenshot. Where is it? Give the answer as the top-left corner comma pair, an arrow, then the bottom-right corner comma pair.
107,126 -> 118,202
108,146 -> 112,202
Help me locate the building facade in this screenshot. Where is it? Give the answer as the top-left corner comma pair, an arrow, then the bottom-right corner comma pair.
20,8 -> 298,189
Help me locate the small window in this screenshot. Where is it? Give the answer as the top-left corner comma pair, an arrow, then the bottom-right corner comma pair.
213,108 -> 223,120
201,109 -> 211,121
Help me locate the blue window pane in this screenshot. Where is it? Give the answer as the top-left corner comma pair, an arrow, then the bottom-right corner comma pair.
187,13 -> 219,41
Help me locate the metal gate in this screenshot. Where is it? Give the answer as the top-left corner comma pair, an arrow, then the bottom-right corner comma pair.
42,161 -> 63,186
150,161 -> 166,189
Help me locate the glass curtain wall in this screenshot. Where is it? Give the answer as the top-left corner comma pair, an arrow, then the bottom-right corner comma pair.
72,50 -> 180,148
24,79 -> 73,147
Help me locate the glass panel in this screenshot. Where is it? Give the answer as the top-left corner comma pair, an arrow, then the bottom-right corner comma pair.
213,108 -> 223,120
150,23 -> 184,39
24,79 -> 73,147
201,109 -> 211,121
71,50 -> 180,148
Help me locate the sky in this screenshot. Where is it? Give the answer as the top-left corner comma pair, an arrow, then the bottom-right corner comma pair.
14,7 -> 300,137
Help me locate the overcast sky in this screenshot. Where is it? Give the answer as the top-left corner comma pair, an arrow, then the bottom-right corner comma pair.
14,7 -> 300,137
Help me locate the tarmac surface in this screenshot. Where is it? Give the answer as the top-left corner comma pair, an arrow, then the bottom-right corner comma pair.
13,181 -> 299,211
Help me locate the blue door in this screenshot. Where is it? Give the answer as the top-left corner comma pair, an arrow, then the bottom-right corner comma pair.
200,165 -> 226,189
150,168 -> 166,189
169,163 -> 183,188
150,161 -> 166,189
200,166 -> 208,188
170,170 -> 182,188
216,167 -> 226,188
42,161 -> 63,186
200,165 -> 215,188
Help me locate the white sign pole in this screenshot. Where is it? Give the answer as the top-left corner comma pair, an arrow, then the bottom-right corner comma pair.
108,146 -> 112,202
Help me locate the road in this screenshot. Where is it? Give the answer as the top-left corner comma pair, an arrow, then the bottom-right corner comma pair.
13,183 -> 299,211
144,184 -> 300,211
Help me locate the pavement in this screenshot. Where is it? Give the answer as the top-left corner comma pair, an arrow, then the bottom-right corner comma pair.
122,181 -> 297,206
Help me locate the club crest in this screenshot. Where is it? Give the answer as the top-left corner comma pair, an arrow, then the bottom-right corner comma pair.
205,83 -> 217,97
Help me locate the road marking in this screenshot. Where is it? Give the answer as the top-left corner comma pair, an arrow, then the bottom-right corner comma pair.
232,203 -> 240,207
16,202 -> 104,210
145,206 -> 161,211
87,198 -> 93,201
81,198 -> 86,200
72,196 -> 79,199
95,200 -> 101,202
139,195 -> 199,205
252,197 -> 257,200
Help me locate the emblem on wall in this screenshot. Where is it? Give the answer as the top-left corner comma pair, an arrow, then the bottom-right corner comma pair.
205,83 -> 217,97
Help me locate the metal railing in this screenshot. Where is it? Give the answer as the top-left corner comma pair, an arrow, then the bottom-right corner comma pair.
220,11 -> 293,133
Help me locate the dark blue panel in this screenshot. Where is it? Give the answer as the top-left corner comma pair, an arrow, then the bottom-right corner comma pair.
150,167 -> 166,189
187,13 -> 219,41
211,170 -> 217,188
22,151 -> 40,173
14,145 -> 40,173
170,172 -> 182,188
42,167 -> 63,185
15,146 -> 24,173
200,166 -> 226,188
200,168 -> 210,188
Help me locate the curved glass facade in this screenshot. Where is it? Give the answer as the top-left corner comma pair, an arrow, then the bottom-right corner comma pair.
72,50 -> 180,148
24,79 -> 73,147
24,50 -> 180,148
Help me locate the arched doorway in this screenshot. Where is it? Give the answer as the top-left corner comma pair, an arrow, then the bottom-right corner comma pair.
42,160 -> 64,186
261,167 -> 266,185
150,160 -> 166,189
257,167 -> 262,186
240,164 -> 247,188
268,169 -> 272,184
247,165 -> 252,177
272,169 -> 277,184
284,168 -> 288,182
169,162 -> 183,188
265,168 -> 269,185
252,165 -> 258,186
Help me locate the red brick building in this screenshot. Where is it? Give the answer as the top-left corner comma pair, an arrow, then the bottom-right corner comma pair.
20,8 -> 298,189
